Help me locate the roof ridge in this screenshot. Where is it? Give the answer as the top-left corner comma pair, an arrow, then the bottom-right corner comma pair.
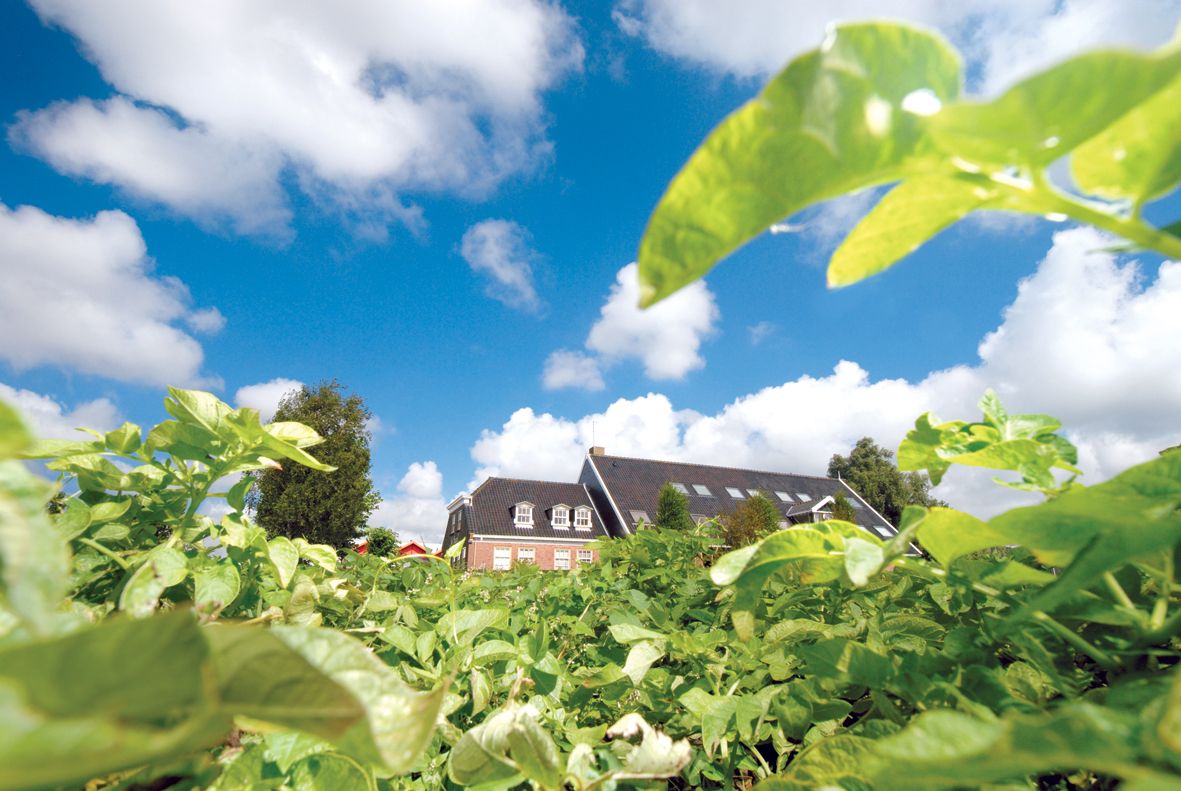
590,453 -> 838,482
480,476 -> 589,486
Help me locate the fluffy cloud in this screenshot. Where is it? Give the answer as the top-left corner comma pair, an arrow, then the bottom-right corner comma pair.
371,461 -> 448,544
460,219 -> 543,311
233,378 -> 303,423
0,383 -> 120,440
546,263 -> 720,390
614,0 -> 1181,94
471,228 -> 1181,519
14,1 -> 583,235
0,201 -> 220,387
543,350 -> 605,391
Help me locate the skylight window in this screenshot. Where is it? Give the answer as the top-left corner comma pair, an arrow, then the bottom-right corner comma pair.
630,510 -> 650,526
746,490 -> 761,498
875,526 -> 893,537
796,493 -> 811,501
692,484 -> 713,496
670,483 -> 689,495
725,487 -> 744,498
775,492 -> 792,502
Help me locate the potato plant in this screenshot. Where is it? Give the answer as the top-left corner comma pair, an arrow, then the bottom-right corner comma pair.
4,18 -> 1181,791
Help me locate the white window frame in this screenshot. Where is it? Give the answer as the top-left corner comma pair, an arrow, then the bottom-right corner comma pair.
554,549 -> 571,570
796,494 -> 811,502
517,546 -> 535,563
514,504 -> 533,527
577,549 -> 592,564
574,508 -> 592,529
552,507 -> 570,527
629,510 -> 650,526
775,491 -> 792,502
670,482 -> 689,494
692,484 -> 713,497
493,547 -> 511,570
725,487 -> 744,498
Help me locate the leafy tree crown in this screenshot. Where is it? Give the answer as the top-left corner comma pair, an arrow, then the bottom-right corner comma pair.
654,482 -> 694,532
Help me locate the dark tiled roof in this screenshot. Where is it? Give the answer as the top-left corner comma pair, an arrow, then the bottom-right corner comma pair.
786,498 -> 830,517
585,454 -> 895,539
467,478 -> 608,540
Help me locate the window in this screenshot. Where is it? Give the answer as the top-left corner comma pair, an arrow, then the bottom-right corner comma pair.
875,526 -> 893,537
746,489 -> 762,498
692,484 -> 713,496
629,510 -> 650,526
514,504 -> 533,527
777,520 -> 788,529
554,549 -> 570,570
670,482 -> 689,495
796,493 -> 811,502
577,549 -> 593,564
725,487 -> 744,498
851,499 -> 864,509
574,508 -> 591,529
517,546 -> 535,563
694,514 -> 710,526
775,492 -> 793,502
493,547 -> 511,570
552,506 -> 570,527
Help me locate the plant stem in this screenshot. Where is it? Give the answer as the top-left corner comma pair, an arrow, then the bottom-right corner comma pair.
77,538 -> 132,570
1032,611 -> 1121,670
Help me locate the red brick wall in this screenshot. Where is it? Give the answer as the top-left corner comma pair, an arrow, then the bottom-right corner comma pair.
466,539 -> 599,571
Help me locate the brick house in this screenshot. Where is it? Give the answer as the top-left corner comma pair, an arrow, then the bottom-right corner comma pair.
441,478 -> 608,571
577,447 -> 897,540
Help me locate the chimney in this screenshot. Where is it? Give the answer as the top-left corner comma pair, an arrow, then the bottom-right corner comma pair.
590,446 -> 606,456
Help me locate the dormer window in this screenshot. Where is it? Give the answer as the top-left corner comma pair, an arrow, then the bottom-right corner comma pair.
574,507 -> 591,529
551,505 -> 570,528
514,503 -> 534,527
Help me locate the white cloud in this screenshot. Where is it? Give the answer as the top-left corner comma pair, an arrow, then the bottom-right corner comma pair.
186,306 -> 226,334
234,378 -> 303,423
371,461 -> 448,544
471,228 -> 1181,520
543,349 -> 605,391
0,201 -> 219,387
613,0 -> 1181,95
14,1 -> 583,236
585,263 -> 720,380
748,321 -> 775,345
0,383 -> 120,440
460,219 -> 543,311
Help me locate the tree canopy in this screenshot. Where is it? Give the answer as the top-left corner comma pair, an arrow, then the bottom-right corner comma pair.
721,492 -> 781,548
366,527 -> 399,557
828,438 -> 946,526
248,380 -> 382,548
654,482 -> 694,532
830,490 -> 856,522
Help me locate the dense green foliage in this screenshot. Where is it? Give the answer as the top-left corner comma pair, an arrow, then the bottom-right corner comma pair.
830,491 -> 856,523
636,21 -> 1181,305
721,492 -> 782,549
367,526 -> 401,557
828,438 -> 946,526
655,482 -> 695,532
248,380 -> 381,548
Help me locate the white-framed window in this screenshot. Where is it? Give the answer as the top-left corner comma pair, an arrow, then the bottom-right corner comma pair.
554,549 -> 570,570
629,510 -> 650,527
670,482 -> 689,495
577,549 -> 593,564
517,546 -> 535,563
493,547 -> 511,570
552,506 -> 570,527
692,484 -> 713,496
775,491 -> 792,502
725,487 -> 744,498
693,514 -> 709,525
514,503 -> 533,527
796,493 -> 811,502
875,526 -> 893,537
746,489 -> 761,498
574,508 -> 591,529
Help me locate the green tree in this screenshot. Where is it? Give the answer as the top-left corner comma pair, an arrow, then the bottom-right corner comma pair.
830,490 -> 856,522
366,527 -> 399,557
654,482 -> 694,532
248,380 -> 382,548
828,438 -> 946,527
721,492 -> 781,548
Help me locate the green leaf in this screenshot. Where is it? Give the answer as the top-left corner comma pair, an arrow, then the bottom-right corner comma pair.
869,704 -> 1141,789
194,562 -> 242,609
843,535 -> 884,586
0,460 -> 70,632
915,507 -> 1011,568
270,625 -> 445,772
930,48 -> 1181,168
265,421 -> 325,448
104,422 -> 142,455
290,754 -> 371,791
15,438 -> 106,460
203,625 -> 365,741
295,539 -> 338,573
0,398 -> 34,458
257,432 -> 337,473
799,639 -> 895,687
436,608 -> 509,647
754,734 -> 875,791
119,548 -> 189,618
827,174 -> 991,287
448,704 -> 560,789
621,640 -> 665,686
473,639 -> 518,666
605,713 -> 693,778
166,387 -> 236,437
637,22 -> 961,305
471,668 -> 491,716
268,536 -> 299,588
608,623 -> 667,644
1073,69 -> 1181,205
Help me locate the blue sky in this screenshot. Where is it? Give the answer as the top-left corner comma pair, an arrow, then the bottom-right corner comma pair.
4,0 -> 1181,542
